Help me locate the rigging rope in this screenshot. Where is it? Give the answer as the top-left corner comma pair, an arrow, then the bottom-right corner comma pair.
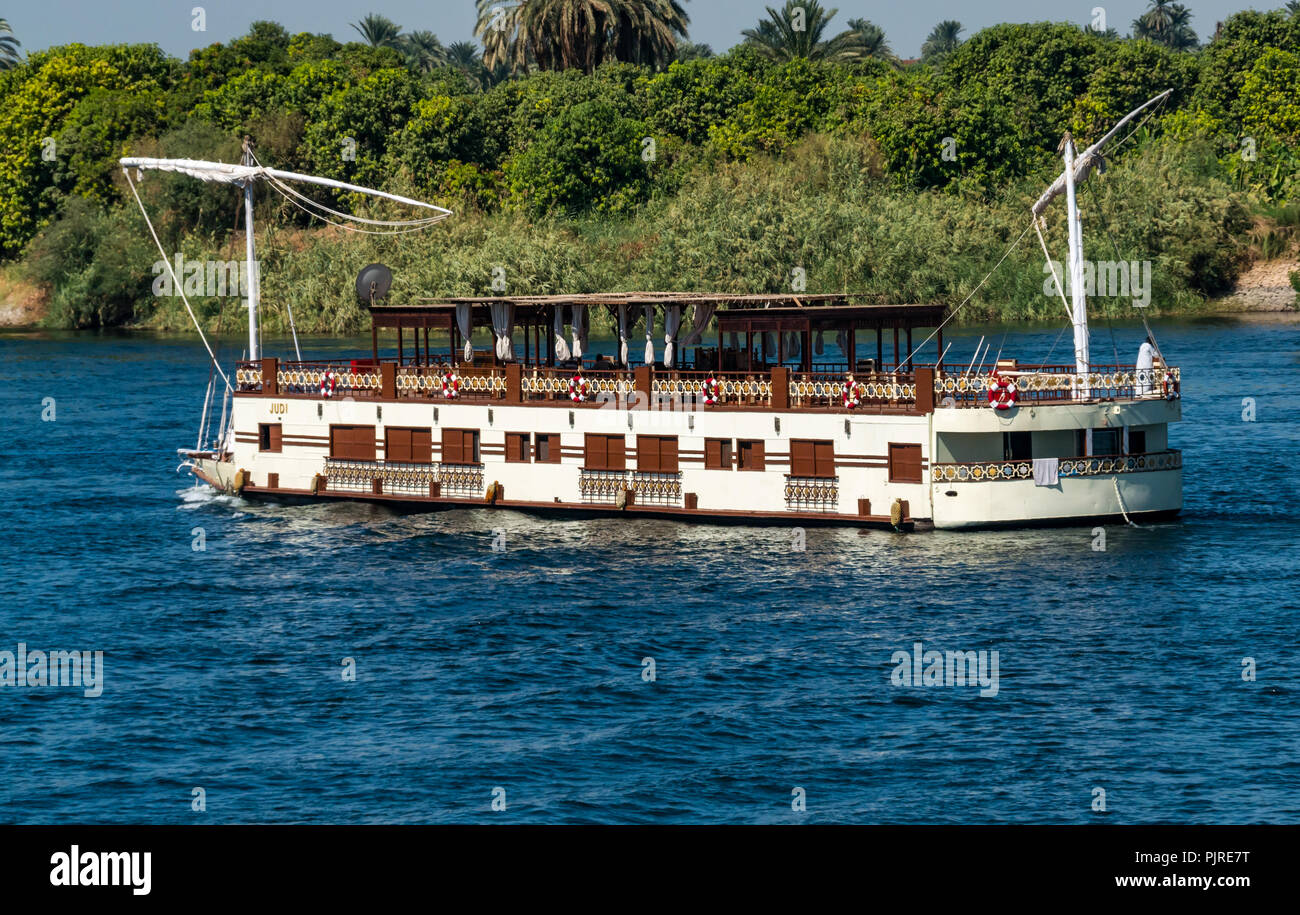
900,221 -> 1036,368
123,168 -> 231,391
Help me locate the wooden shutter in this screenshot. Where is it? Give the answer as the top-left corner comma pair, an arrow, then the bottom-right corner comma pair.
637,435 -> 659,472
814,441 -> 835,477
607,435 -> 626,470
585,433 -> 606,470
791,440 -> 815,477
506,433 -> 529,462
536,434 -> 558,463
705,439 -> 723,469
386,427 -> 412,463
442,428 -> 463,465
331,425 -> 375,461
659,436 -> 678,473
888,443 -> 921,483
740,440 -> 765,471
411,428 -> 432,464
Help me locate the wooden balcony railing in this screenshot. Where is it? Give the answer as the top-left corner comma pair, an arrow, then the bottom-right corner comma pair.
235,359 -> 1180,412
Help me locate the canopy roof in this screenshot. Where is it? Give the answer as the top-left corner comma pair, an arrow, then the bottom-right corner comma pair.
375,293 -> 946,329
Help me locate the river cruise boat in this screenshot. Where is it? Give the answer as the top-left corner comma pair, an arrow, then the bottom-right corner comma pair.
198,290 -> 1181,530
128,93 -> 1183,530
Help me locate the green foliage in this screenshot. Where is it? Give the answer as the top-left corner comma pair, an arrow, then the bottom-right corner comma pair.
6,17 -> 1299,328
0,43 -> 175,256
505,97 -> 652,216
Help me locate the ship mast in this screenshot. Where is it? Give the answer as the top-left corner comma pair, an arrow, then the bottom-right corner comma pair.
1062,133 -> 1088,395
1031,90 -> 1172,399
241,137 -> 260,361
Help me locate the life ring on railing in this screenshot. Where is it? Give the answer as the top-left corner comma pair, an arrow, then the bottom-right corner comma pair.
987,373 -> 1018,410
569,373 -> 589,403
1162,370 -> 1179,401
841,375 -> 861,409
442,369 -> 460,399
319,371 -> 337,398
702,376 -> 721,406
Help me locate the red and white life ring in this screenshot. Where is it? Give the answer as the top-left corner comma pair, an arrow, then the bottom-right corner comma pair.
987,373 -> 1018,410
569,373 -> 588,403
841,378 -> 861,409
442,369 -> 460,399
1162,370 -> 1179,400
319,371 -> 337,398
702,376 -> 721,406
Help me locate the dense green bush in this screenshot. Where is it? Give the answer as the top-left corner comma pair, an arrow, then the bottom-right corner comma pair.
0,13 -> 1295,329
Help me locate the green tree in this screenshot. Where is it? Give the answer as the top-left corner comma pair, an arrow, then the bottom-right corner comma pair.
845,18 -> 897,67
921,20 -> 963,63
506,96 -> 651,215
1133,1 -> 1199,50
351,13 -> 403,48
1,17 -> 21,70
402,30 -> 448,73
675,40 -> 713,61
742,1 -> 867,63
478,0 -> 689,75
0,43 -> 175,256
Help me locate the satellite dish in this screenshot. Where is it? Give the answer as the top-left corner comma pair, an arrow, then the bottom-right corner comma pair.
355,263 -> 393,304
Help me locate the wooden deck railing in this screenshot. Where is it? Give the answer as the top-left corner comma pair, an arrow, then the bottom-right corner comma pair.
235,359 -> 1179,411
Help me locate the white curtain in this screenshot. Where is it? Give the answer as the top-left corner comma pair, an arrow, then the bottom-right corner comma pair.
679,302 -> 716,347
455,303 -> 473,363
489,302 -> 514,361
784,331 -> 801,359
617,305 -> 632,366
815,330 -> 825,356
663,306 -> 682,368
763,332 -> 776,358
835,330 -> 847,361
728,332 -> 740,351
571,304 -> 587,360
643,305 -> 655,366
552,306 -> 571,363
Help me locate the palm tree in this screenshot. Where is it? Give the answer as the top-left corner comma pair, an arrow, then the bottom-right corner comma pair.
845,18 -> 898,66
476,0 -> 688,75
1133,1 -> 1199,50
741,1 -> 868,63
402,30 -> 448,72
351,13 -> 403,48
675,40 -> 713,61
0,17 -> 21,70
921,20 -> 963,63
611,0 -> 689,68
444,40 -> 495,88
1285,1 -> 1299,17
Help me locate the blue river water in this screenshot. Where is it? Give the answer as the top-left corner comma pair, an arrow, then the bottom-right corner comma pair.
1,315 -> 1297,824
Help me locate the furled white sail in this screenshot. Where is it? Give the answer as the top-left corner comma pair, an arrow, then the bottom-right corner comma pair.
119,157 -> 453,219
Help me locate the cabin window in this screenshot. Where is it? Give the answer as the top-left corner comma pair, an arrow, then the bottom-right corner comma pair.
1092,428 -> 1121,457
329,425 -> 375,461
385,427 -> 432,464
258,423 -> 282,453
888,442 -> 922,484
584,434 -> 626,471
1003,431 -> 1032,461
506,433 -> 531,463
791,439 -> 835,478
737,439 -> 765,471
705,438 -> 732,470
441,428 -> 481,465
534,433 -> 560,464
1129,429 -> 1147,455
637,436 -> 679,473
